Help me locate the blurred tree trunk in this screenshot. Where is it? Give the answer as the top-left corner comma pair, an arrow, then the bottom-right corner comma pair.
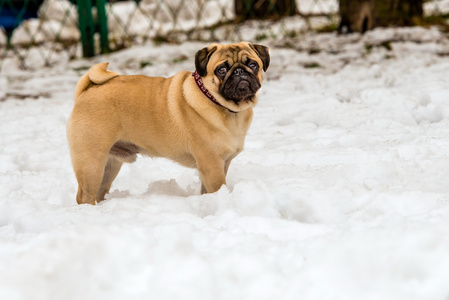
339,0 -> 375,33
234,0 -> 297,22
339,0 -> 423,33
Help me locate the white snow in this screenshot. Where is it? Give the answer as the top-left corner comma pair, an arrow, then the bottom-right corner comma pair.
425,0 -> 449,15
2,27 -> 449,299
9,0 -> 79,46
298,0 -> 338,14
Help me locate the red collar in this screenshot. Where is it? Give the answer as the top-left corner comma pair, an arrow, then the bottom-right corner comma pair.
192,70 -> 237,113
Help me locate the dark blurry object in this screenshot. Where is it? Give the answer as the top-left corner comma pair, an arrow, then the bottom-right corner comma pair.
0,0 -> 44,37
339,0 -> 423,33
235,0 -> 297,22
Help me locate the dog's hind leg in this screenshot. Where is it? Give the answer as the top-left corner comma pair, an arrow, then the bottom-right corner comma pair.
96,156 -> 123,202
96,141 -> 139,201
72,150 -> 110,205
68,129 -> 115,205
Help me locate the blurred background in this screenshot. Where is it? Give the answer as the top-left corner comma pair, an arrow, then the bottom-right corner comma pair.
0,0 -> 448,70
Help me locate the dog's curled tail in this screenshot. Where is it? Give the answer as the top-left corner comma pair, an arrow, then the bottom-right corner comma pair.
74,62 -> 119,99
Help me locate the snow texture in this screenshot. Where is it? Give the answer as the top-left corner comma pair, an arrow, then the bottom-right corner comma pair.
1,27 -> 449,299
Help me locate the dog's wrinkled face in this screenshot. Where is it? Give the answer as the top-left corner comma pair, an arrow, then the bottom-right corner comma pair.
195,42 -> 270,112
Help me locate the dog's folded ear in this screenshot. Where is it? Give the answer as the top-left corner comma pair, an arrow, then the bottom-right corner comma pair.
250,44 -> 270,72
195,45 -> 217,77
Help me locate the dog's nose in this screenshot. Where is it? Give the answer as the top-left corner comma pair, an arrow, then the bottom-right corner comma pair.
234,68 -> 243,76
237,81 -> 250,94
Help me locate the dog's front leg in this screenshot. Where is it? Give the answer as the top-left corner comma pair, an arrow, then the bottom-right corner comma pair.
196,156 -> 226,194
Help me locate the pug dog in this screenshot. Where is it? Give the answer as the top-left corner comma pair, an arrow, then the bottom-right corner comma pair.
67,42 -> 270,205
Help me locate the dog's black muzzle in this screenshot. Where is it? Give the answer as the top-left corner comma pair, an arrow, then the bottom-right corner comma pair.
220,67 -> 261,103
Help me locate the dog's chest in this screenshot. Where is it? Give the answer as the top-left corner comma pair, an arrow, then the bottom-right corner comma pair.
218,113 -> 252,155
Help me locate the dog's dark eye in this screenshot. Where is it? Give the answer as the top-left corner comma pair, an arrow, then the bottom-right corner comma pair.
217,67 -> 227,75
249,62 -> 258,70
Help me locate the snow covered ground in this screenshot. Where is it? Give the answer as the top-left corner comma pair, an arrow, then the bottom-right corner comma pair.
2,27 -> 449,299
